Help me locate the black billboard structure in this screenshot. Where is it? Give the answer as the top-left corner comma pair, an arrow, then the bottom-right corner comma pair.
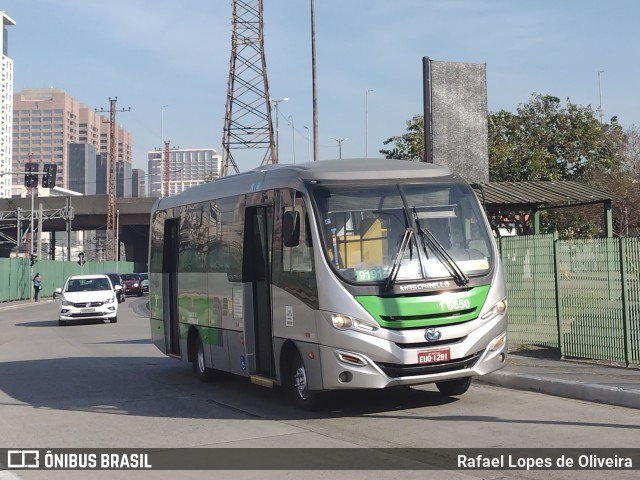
423,57 -> 489,183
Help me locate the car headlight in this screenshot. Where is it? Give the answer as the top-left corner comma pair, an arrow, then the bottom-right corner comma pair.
61,298 -> 71,306
481,298 -> 507,321
133,282 -> 139,287
104,296 -> 116,304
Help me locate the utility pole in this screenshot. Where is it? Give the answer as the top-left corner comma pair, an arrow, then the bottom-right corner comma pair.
311,0 -> 319,161
598,70 -> 604,124
96,97 -> 130,261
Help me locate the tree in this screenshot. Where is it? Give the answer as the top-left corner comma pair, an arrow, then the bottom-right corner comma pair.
489,93 -> 625,182
380,115 -> 424,160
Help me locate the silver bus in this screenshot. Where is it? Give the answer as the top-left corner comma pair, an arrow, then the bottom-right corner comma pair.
148,159 -> 507,409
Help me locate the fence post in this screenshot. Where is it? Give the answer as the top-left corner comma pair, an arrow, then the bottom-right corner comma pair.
553,234 -> 564,358
619,237 -> 630,366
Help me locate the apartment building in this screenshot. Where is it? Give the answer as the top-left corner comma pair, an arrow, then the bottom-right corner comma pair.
11,87 -> 134,197
0,12 -> 16,198
147,147 -> 221,197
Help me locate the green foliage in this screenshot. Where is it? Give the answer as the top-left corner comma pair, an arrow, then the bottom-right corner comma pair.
488,93 -> 625,182
380,115 -> 424,160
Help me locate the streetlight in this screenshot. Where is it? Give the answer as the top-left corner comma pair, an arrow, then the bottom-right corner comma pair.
597,70 -> 604,124
287,115 -> 296,164
365,89 -> 373,157
335,138 -> 348,159
303,126 -> 310,162
269,97 -> 288,163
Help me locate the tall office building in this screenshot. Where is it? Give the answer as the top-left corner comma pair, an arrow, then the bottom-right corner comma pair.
12,87 -> 135,196
0,12 -> 16,199
147,147 -> 221,197
68,143 -> 97,194
131,168 -> 145,197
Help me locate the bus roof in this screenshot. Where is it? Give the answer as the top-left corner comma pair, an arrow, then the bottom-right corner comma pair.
154,159 -> 457,210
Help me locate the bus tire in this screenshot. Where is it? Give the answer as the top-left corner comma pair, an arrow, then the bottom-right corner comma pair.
290,351 -> 323,411
436,377 -> 472,396
193,335 -> 215,382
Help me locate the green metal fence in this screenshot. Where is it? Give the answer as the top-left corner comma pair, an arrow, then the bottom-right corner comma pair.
0,258 -> 146,303
501,235 -> 640,366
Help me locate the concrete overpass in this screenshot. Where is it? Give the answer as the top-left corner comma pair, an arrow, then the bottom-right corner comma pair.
0,195 -> 158,264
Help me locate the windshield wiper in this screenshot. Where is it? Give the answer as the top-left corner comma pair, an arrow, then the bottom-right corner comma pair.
412,208 -> 469,287
384,228 -> 413,291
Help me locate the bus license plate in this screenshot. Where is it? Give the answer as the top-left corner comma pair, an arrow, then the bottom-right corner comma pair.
418,348 -> 450,364
80,308 -> 95,313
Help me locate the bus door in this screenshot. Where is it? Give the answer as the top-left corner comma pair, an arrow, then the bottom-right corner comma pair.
162,217 -> 180,356
243,205 -> 275,377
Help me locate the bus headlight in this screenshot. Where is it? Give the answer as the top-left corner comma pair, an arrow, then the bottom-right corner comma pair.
329,313 -> 379,332
331,314 -> 352,329
481,298 -> 507,321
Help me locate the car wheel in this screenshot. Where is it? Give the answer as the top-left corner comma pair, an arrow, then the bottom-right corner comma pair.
58,319 -> 67,326
192,335 -> 215,381
290,351 -> 323,411
436,377 -> 472,396
137,291 -> 143,297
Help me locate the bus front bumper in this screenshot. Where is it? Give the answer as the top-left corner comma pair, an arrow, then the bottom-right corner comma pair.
318,329 -> 507,390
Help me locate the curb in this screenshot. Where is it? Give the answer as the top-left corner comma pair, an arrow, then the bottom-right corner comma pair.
478,370 -> 640,410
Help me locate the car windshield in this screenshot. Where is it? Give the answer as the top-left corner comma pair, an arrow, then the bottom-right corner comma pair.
65,278 -> 112,292
121,274 -> 139,281
138,273 -> 148,281
310,182 -> 493,285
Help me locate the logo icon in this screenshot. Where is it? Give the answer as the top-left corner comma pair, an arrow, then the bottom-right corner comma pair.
425,328 -> 442,342
7,450 -> 40,468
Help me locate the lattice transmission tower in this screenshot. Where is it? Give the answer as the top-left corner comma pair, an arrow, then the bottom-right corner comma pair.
221,0 -> 275,176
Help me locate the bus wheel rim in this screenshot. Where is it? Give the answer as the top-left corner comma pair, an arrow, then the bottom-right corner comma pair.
294,366 -> 309,400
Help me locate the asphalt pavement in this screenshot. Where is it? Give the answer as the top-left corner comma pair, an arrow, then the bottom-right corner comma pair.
3,298 -> 639,410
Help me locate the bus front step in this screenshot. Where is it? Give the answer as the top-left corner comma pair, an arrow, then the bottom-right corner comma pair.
250,375 -> 275,388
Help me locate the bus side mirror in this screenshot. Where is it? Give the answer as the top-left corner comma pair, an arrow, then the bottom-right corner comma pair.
283,210 -> 300,247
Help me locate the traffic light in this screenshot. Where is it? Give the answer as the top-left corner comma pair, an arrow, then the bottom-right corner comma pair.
42,163 -> 57,188
24,163 -> 39,188
77,252 -> 86,266
30,254 -> 37,267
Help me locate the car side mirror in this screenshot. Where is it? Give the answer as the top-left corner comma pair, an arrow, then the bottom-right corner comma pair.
114,285 -> 122,291
53,287 -> 62,299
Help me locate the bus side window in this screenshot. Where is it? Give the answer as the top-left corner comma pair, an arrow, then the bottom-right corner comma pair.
283,203 -> 313,273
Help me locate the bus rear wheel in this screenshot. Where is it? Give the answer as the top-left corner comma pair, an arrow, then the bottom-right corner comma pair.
436,377 -> 472,396
193,335 -> 215,381
290,351 -> 323,411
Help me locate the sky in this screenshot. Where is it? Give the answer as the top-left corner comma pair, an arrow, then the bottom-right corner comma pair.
3,0 -> 640,174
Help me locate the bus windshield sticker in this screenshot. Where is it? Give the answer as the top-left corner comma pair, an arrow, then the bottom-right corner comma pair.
286,306 -> 294,326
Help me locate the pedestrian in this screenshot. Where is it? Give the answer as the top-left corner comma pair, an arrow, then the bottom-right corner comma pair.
33,273 -> 42,302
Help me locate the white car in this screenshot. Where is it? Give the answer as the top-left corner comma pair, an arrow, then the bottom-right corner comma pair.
54,274 -> 120,326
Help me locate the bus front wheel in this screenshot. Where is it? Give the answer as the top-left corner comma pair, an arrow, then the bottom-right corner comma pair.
193,335 -> 215,382
436,377 -> 472,396
290,352 -> 323,411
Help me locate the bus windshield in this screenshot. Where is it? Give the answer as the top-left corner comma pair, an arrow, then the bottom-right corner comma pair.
310,182 -> 493,285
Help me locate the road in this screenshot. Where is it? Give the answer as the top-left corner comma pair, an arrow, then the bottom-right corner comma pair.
0,298 -> 639,480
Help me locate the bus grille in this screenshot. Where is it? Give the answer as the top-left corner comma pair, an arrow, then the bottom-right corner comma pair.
394,336 -> 466,349
380,307 -> 475,322
376,352 -> 481,378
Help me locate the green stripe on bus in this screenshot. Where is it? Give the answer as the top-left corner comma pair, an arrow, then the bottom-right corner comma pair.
355,284 -> 490,328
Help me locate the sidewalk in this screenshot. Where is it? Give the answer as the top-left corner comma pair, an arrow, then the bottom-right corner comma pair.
477,347 -> 640,410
